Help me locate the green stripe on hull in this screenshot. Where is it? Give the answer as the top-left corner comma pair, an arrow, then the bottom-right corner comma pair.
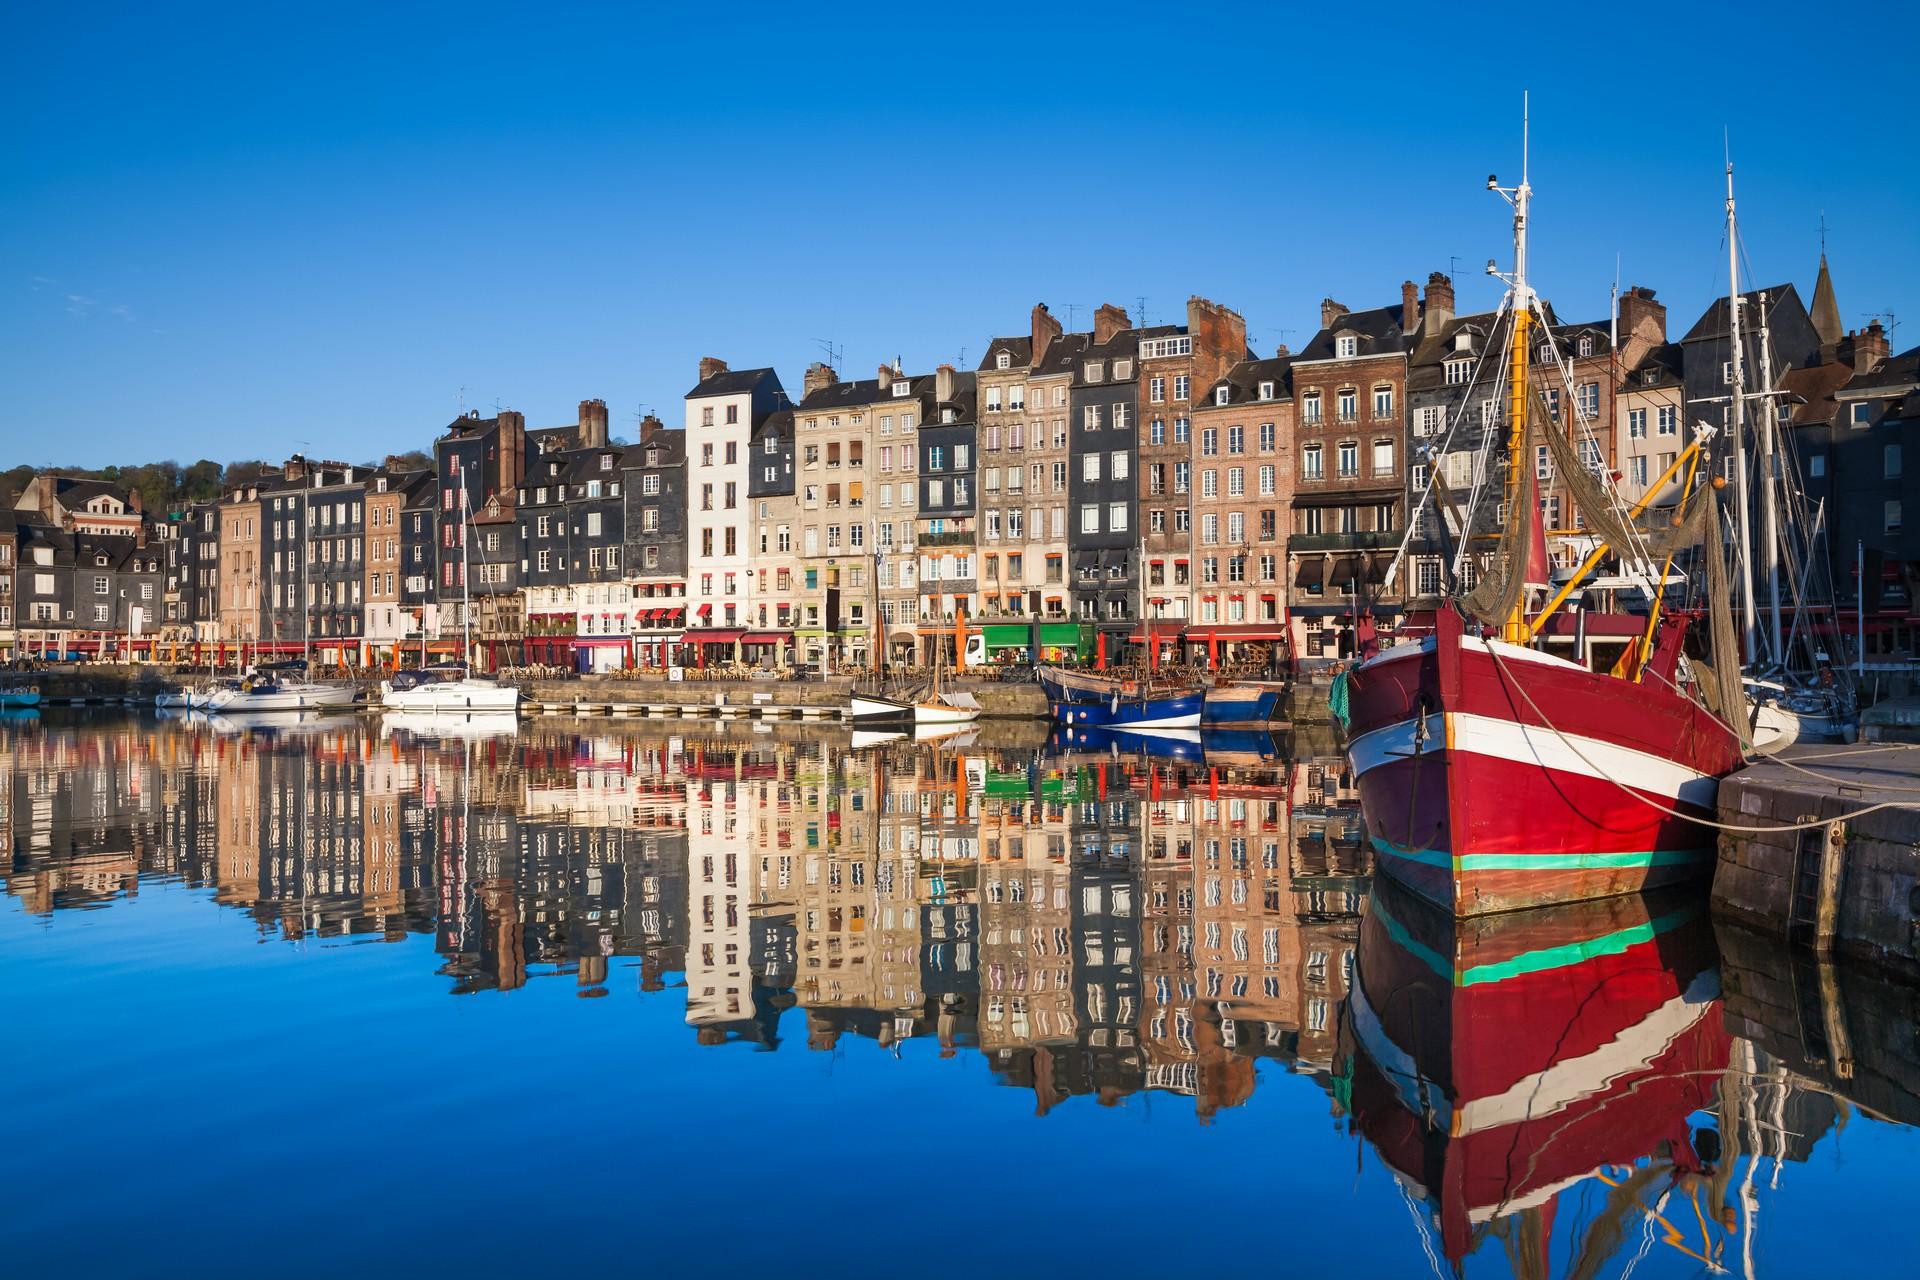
1372,895 -> 1701,987
1369,838 -> 1711,872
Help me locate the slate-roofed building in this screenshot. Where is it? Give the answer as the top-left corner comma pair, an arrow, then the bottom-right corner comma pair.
792,365 -> 891,668
1287,296 -> 1415,663
434,408 -> 528,667
1186,352 -> 1294,662
364,469 -> 431,666
975,326 -> 1035,623
917,364 -> 977,661
13,475 -> 146,538
623,417 -> 689,668
1068,305 -> 1147,653
684,359 -> 789,664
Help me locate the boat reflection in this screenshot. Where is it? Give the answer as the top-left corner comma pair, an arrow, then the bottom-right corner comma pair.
1342,877 -> 1734,1272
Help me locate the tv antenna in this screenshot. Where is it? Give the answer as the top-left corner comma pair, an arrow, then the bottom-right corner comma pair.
1135,296 -> 1149,327
813,338 -> 843,372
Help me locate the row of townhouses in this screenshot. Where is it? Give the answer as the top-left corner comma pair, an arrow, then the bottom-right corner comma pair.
6,256 -> 1915,670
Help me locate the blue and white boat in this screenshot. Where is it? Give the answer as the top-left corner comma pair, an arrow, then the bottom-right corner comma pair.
1200,681 -> 1287,725
1037,665 -> 1204,729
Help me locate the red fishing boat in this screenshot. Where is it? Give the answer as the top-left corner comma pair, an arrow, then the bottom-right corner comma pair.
1342,880 -> 1732,1271
1344,118 -> 1749,915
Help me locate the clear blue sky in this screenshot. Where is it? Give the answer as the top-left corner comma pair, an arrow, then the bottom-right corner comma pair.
5,0 -> 1915,469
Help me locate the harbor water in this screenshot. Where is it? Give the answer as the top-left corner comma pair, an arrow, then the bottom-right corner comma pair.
2,711 -> 1915,1278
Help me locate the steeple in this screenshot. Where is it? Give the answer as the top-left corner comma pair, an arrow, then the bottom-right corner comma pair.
1810,250 -> 1843,357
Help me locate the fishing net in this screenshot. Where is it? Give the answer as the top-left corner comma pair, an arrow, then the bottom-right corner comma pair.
1459,423 -> 1538,627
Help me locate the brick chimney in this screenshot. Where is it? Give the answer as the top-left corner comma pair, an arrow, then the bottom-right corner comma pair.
578,398 -> 609,449
1031,303 -> 1061,368
1616,285 -> 1666,345
1275,343 -> 1291,358
698,356 -> 729,383
1320,298 -> 1350,329
876,362 -> 894,393
803,362 -> 839,398
1401,280 -> 1419,334
639,413 -> 665,440
1423,273 -> 1455,333
935,363 -> 955,405
284,455 -> 307,484
1845,320 -> 1891,375
128,489 -> 143,514
1093,303 -> 1130,345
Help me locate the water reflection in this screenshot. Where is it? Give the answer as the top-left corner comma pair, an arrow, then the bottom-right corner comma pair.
3,713 -> 1917,1276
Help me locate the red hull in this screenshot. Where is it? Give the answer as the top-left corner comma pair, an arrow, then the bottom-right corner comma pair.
1343,610 -> 1743,914
1344,880 -> 1729,1266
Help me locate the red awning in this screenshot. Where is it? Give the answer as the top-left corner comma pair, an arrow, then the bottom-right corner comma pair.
741,630 -> 790,645
691,628 -> 746,643
696,603 -> 713,617
1183,624 -> 1289,641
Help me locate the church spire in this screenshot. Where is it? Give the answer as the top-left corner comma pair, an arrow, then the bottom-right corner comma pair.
1810,244 -> 1843,355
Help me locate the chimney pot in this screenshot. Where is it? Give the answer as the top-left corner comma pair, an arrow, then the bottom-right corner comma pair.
1030,303 -> 1061,368
1320,298 -> 1350,329
1401,281 -> 1419,334
698,356 -> 729,383
1093,303 -> 1130,345
803,362 -> 840,398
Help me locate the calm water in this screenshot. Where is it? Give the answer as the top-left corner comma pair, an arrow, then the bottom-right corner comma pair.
2,711 -> 1915,1279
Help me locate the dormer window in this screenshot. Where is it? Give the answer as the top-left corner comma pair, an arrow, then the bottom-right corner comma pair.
1453,331 -> 1472,352
1257,381 -> 1274,400
1577,334 -> 1595,357
941,408 -> 957,424
96,554 -> 109,566
1085,361 -> 1104,382
1539,344 -> 1554,364
1642,367 -> 1661,387
1214,385 -> 1230,406
1113,359 -> 1132,380
891,382 -> 911,398
1444,358 -> 1471,386
1336,335 -> 1358,358
996,351 -> 1011,370
599,454 -> 613,471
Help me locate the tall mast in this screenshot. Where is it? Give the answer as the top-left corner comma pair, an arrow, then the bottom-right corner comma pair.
1726,156 -> 1759,664
301,471 -> 311,670
1755,290 -> 1784,665
1492,95 -> 1535,644
460,464 -> 472,667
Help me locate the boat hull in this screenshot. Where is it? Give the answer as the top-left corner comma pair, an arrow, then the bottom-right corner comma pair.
1200,682 -> 1285,724
850,694 -> 913,724
205,682 -> 359,713
1344,611 -> 1743,915
0,690 -> 42,709
1037,667 -> 1204,729
379,680 -> 520,712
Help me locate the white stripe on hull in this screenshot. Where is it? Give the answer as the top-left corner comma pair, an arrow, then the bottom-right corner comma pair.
1348,711 -> 1719,809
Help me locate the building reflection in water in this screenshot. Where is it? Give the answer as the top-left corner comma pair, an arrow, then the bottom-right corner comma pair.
4,713 -> 1917,1276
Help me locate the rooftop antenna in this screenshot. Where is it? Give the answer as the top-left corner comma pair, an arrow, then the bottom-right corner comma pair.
1870,310 -> 1899,342
957,347 -> 967,368
1135,295 -> 1149,327
1448,256 -> 1464,281
1819,211 -> 1827,256
812,338 -> 843,372
457,386 -> 467,414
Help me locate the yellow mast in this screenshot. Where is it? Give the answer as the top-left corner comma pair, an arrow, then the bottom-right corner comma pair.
1503,303 -> 1533,643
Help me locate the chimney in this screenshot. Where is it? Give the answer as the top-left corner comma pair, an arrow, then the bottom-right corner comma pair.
1275,343 -> 1291,358
1031,303 -> 1061,368
804,362 -> 839,398
1848,321 -> 1891,375
128,489 -> 143,514
876,362 -> 894,392
284,455 -> 307,483
578,398 -> 609,449
1615,285 -> 1666,344
1401,280 -> 1419,334
698,356 -> 729,383
1423,273 -> 1455,332
1093,303 -> 1130,345
1320,298 -> 1350,329
935,363 -> 956,405
639,413 -> 665,440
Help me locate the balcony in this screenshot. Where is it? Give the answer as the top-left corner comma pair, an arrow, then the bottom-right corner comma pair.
1290,530 -> 1400,552
920,530 -> 972,548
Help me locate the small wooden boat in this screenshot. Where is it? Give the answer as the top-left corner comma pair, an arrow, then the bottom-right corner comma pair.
1037,665 -> 1203,729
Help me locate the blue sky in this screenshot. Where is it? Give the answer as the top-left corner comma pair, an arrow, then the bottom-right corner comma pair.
4,0 -> 1915,469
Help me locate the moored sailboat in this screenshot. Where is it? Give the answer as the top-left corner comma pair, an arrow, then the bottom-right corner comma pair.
1346,113 -> 1749,915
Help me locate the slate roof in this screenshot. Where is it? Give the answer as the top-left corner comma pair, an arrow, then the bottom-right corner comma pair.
1837,344 -> 1920,399
1682,284 -> 1804,344
1779,361 -> 1859,428
977,335 -> 1034,371
1294,303 -> 1413,361
1200,355 -> 1295,406
687,366 -> 782,399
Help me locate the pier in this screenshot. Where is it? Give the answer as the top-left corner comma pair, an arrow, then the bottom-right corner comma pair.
1711,745 -> 1920,978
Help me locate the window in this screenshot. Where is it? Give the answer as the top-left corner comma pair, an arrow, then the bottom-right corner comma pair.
1109,503 -> 1128,532
1214,385 -> 1230,406
1887,501 -> 1903,534
1536,445 -> 1553,480
1112,403 -> 1130,430
1174,374 -> 1189,400
1080,505 -> 1099,533
1111,451 -> 1129,481
996,351 -> 1011,370
1259,465 -> 1276,496
1174,417 -> 1190,444
1336,336 -> 1358,358
1577,382 -> 1600,418
1336,442 -> 1358,478
1628,408 -> 1647,438
1260,422 -> 1276,452
1302,445 -> 1324,480
1258,381 -> 1274,400
1227,467 -> 1245,497
1201,427 -> 1218,457
1201,513 -> 1219,545
1081,453 -> 1101,482
1228,425 -> 1244,454
1150,376 -> 1165,403
1852,403 -> 1873,426
1372,386 -> 1394,419
1416,406 -> 1441,436
1372,440 -> 1394,475
1658,405 -> 1678,436
1444,358 -> 1470,386
1809,453 -> 1826,479
1337,388 -> 1358,421
1887,444 -> 1903,479
1083,404 -> 1102,430
586,512 -> 602,536
1201,469 -> 1218,499
1629,456 -> 1649,487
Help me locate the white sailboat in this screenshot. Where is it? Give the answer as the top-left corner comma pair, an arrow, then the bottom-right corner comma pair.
847,611 -> 979,727
380,472 -> 520,713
